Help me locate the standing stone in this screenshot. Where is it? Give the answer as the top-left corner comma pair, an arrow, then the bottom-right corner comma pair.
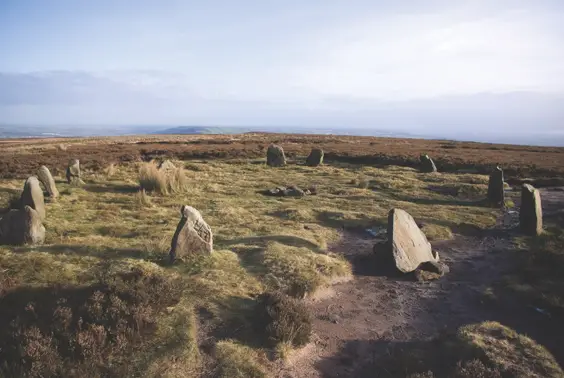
66,159 -> 83,185
387,208 -> 438,273
306,148 -> 324,167
0,206 -> 45,245
21,176 -> 45,221
420,154 -> 437,173
266,144 -> 286,167
170,205 -> 213,262
487,166 -> 505,206
520,184 -> 543,236
37,165 -> 59,199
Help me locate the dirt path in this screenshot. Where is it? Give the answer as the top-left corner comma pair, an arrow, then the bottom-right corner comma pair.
274,188 -> 564,378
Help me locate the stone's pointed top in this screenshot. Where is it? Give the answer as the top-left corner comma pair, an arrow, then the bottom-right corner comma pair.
37,165 -> 59,198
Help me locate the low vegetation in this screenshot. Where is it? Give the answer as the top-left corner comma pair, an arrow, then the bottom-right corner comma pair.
1,139 -> 562,376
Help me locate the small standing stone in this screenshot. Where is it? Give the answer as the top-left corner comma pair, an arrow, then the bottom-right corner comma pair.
487,166 -> 505,206
37,165 -> 59,199
520,184 -> 543,235
266,144 -> 287,167
387,208 -> 438,273
420,154 -> 437,173
66,159 -> 83,185
170,205 -> 213,262
306,148 -> 324,167
20,176 -> 46,221
0,206 -> 45,245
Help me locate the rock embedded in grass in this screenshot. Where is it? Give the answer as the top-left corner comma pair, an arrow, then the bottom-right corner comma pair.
519,184 -> 543,236
170,205 -> 213,262
66,159 -> 84,185
487,166 -> 505,206
0,205 -> 45,245
420,154 -> 438,173
37,165 -> 59,199
306,148 -> 324,167
20,176 -> 46,221
266,144 -> 286,167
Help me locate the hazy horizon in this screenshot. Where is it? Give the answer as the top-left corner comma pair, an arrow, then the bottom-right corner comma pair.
1,1 -> 564,140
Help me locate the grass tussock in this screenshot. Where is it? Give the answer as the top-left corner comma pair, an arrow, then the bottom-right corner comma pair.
135,188 -> 152,207
215,340 -> 267,378
255,291 -> 312,348
104,163 -> 117,178
138,161 -> 189,195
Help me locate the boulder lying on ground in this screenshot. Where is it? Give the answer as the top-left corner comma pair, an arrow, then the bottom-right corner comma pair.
262,185 -> 317,197
170,205 -> 213,262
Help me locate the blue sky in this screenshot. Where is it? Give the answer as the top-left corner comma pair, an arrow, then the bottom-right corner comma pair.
1,0 -> 564,131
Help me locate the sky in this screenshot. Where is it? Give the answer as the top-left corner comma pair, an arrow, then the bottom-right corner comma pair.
1,0 -> 564,135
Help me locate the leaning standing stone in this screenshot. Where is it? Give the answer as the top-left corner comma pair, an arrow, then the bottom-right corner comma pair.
520,184 -> 543,236
420,154 -> 437,173
266,144 -> 286,167
0,206 -> 45,245
388,208 -> 438,273
170,205 -> 213,261
487,166 -> 505,206
21,176 -> 46,221
37,165 -> 59,198
66,159 -> 83,185
306,148 -> 324,167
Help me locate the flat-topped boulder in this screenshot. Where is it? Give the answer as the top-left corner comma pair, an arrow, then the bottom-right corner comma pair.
520,184 -> 543,236
387,208 -> 438,273
170,205 -> 213,261
66,159 -> 84,185
420,154 -> 437,173
306,148 -> 324,167
266,144 -> 286,167
37,165 -> 59,199
0,206 -> 45,245
21,176 -> 45,221
487,166 -> 505,206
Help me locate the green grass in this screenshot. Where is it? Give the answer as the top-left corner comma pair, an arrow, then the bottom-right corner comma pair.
0,159 -> 501,376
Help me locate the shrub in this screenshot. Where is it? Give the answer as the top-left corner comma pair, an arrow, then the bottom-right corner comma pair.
138,162 -> 189,196
254,291 -> 312,348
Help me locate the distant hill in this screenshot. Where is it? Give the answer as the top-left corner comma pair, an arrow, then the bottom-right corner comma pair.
154,126 -> 252,135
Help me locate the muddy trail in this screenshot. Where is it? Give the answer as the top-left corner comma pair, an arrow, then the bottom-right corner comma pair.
274,188 -> 564,378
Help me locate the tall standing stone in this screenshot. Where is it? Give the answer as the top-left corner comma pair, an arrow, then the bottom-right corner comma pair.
0,206 -> 45,245
420,154 -> 437,173
21,176 -> 46,221
37,165 -> 59,199
170,205 -> 213,262
306,148 -> 324,167
266,144 -> 286,167
487,166 -> 505,206
520,184 -> 543,236
66,159 -> 83,185
387,208 -> 438,273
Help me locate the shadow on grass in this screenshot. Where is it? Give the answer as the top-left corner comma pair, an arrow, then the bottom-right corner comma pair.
315,210 -> 386,233
391,193 -> 490,208
216,234 -> 325,253
84,182 -> 139,194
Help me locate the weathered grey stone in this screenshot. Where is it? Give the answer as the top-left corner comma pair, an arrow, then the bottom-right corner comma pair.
266,144 -> 286,167
306,148 -> 324,167
21,176 -> 45,221
37,165 -> 59,199
487,166 -> 505,206
66,159 -> 83,185
520,184 -> 543,236
170,205 -> 213,261
420,154 -> 437,173
0,206 -> 45,245
285,186 -> 306,197
387,208 -> 437,273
